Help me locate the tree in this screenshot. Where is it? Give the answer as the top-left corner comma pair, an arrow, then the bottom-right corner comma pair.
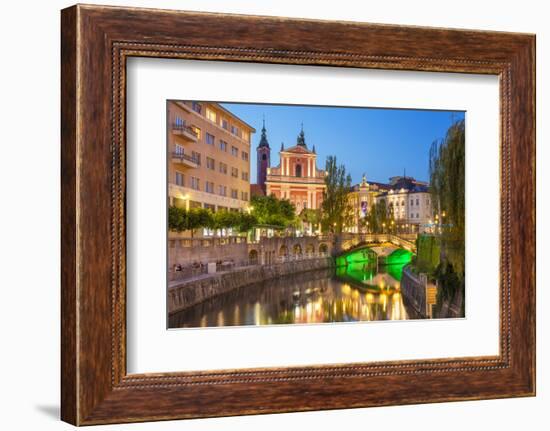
429,119 -> 465,274
236,213 -> 258,233
366,199 -> 393,234
250,194 -> 297,229
168,206 -> 258,236
321,156 -> 354,233
300,208 -> 322,233
212,210 -> 239,230
427,119 -> 466,317
187,208 -> 213,237
168,206 -> 187,232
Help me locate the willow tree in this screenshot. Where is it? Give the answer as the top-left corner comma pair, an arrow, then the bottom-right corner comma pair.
429,119 -> 466,316
321,156 -> 354,233
429,119 -> 465,239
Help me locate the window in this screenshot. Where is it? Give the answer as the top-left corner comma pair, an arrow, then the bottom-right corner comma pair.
221,118 -> 228,130
218,185 -> 227,196
416,198 -> 420,205
262,154 -> 267,161
241,191 -> 249,201
206,108 -> 217,123
410,199 -> 414,206
205,132 -> 215,145
174,144 -> 184,155
231,146 -> 239,157
231,125 -> 239,136
231,167 -> 239,178
192,101 -> 202,114
175,171 -> 184,186
231,188 -> 238,199
191,177 -> 200,190
206,157 -> 215,170
219,140 -> 227,151
191,151 -> 201,165
242,131 -> 249,142
192,127 -> 201,139
205,181 -> 214,193
401,200 -> 405,206
295,164 -> 302,177
219,162 -> 227,174
174,116 -> 184,127
241,151 -> 249,161
241,171 -> 249,181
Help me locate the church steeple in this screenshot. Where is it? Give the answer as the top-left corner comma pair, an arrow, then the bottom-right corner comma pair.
258,117 -> 270,148
296,123 -> 307,148
256,116 -> 271,193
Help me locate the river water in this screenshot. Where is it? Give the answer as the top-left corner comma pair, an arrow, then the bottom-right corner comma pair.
169,261 -> 417,328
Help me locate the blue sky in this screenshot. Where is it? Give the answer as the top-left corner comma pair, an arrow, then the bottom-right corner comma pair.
222,103 -> 465,185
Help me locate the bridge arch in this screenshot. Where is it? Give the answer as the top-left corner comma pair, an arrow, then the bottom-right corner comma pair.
279,245 -> 288,257
319,243 -> 328,254
384,248 -> 413,265
248,249 -> 259,265
305,243 -> 315,254
293,244 -> 302,255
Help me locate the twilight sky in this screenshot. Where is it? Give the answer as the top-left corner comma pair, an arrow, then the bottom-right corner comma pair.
221,103 -> 465,185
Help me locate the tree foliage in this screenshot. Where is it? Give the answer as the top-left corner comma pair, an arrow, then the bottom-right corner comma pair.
250,194 -> 297,228
300,208 -> 322,232
427,119 -> 466,316
366,199 -> 395,233
168,206 -> 258,235
429,119 -> 465,274
321,156 -> 354,233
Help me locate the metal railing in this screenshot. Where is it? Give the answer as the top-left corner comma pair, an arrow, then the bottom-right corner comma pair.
172,123 -> 198,138
171,151 -> 200,165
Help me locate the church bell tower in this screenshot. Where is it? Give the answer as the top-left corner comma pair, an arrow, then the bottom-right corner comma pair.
256,118 -> 271,193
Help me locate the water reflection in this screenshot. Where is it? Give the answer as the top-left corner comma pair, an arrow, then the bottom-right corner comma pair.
169,261 -> 417,328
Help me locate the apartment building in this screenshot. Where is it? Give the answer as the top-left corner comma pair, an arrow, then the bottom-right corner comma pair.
167,101 -> 255,213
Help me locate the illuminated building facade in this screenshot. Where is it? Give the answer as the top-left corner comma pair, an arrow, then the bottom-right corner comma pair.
167,101 -> 255,212
374,176 -> 432,232
263,127 -> 326,214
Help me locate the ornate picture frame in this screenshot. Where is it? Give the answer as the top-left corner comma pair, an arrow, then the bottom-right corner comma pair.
61,4 -> 535,425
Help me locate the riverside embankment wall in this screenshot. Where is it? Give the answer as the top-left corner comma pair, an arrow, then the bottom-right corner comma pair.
401,266 -> 428,318
168,257 -> 334,314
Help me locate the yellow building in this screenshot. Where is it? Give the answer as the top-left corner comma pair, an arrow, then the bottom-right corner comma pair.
346,175 -> 388,233
167,101 -> 255,213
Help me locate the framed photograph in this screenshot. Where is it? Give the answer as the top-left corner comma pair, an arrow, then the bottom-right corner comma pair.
61,4 -> 535,425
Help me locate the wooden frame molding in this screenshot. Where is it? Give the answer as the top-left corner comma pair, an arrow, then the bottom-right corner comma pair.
61,4 -> 535,425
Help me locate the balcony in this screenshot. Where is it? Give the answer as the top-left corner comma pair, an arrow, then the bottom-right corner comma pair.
172,123 -> 199,141
171,152 -> 200,168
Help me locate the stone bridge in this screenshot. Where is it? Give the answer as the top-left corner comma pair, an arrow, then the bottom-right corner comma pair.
247,236 -> 332,265
168,232 -> 415,272
336,233 -> 416,254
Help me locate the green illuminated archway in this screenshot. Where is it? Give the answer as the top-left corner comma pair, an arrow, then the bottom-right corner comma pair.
384,248 -> 413,265
335,247 -> 377,267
